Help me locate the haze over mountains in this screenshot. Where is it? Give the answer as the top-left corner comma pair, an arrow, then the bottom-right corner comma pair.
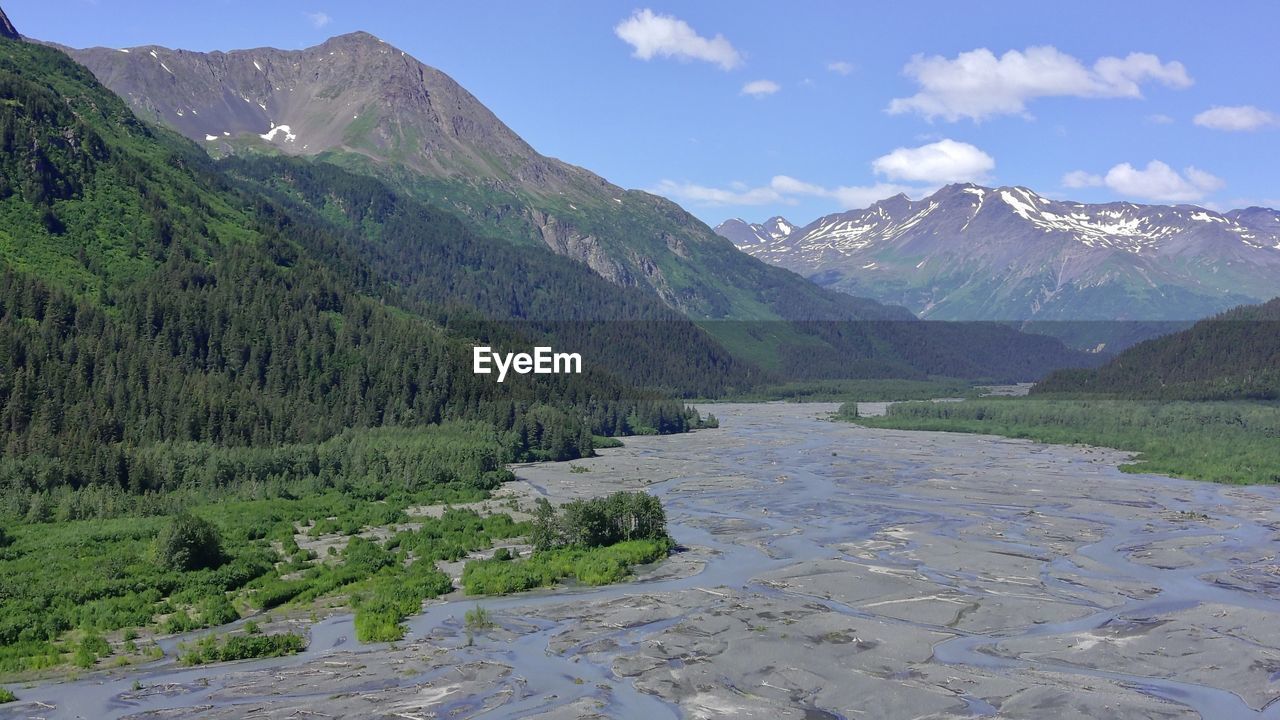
719,184 -> 1280,324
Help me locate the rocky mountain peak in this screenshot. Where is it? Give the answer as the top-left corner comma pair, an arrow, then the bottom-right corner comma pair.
65,31 -> 547,184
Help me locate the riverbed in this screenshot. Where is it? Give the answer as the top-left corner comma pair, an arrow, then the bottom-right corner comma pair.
4,403 -> 1280,719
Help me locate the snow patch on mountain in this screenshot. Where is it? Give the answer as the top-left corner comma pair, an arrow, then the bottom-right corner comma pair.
260,124 -> 297,143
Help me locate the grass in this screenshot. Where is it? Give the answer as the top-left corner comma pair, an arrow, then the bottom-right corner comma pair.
464,605 -> 494,631
847,397 -> 1280,485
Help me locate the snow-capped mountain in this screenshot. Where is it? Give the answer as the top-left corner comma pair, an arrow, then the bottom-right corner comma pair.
719,184 -> 1280,322
714,216 -> 796,246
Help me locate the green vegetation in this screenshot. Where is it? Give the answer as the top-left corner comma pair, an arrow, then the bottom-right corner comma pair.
464,605 -> 494,631
462,538 -> 672,595
849,398 -> 1280,485
463,491 -> 671,595
180,632 -> 305,666
345,508 -> 524,642
0,423 -> 529,675
155,513 -> 224,572
0,687 -> 15,703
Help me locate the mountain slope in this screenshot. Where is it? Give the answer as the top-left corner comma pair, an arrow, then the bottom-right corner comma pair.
722,184 -> 1280,324
220,154 -> 762,396
1034,297 -> 1280,400
0,36 -> 712,488
65,32 -> 898,323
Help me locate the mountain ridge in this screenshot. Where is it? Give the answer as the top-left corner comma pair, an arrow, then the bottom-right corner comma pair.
64,32 -> 905,324
720,183 -> 1280,325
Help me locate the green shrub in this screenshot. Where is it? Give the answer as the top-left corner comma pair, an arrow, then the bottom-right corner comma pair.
354,609 -> 403,643
155,513 -> 224,572
180,632 -> 305,665
198,594 -> 239,627
72,633 -> 111,668
462,538 -> 670,596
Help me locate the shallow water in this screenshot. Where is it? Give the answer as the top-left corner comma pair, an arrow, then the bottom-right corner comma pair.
5,402 -> 1280,719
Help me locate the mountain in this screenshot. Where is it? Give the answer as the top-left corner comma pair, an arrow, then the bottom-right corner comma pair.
721,184 -> 1280,327
714,216 -> 795,247
63,33 -> 896,324
61,31 -> 1097,381
1035,297 -> 1280,400
0,36 -> 715,489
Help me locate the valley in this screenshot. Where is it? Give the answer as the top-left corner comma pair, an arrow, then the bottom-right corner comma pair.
4,404 -> 1279,719
0,4 -> 1277,718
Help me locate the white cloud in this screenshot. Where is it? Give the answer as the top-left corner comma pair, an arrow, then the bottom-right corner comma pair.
1193,105 -> 1275,132
652,176 -> 914,210
305,11 -> 331,29
870,139 -> 995,184
614,9 -> 742,70
827,61 -> 855,75
1146,113 -> 1175,125
1103,161 -> 1223,202
1061,170 -> 1104,188
741,79 -> 780,98
651,180 -> 783,206
887,46 -> 1192,121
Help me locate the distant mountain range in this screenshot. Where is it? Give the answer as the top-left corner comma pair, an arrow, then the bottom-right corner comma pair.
718,184 -> 1280,326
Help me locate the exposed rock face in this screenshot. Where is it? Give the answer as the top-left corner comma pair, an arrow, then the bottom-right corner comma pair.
722,183 -> 1280,322
0,5 -> 20,40
529,208 -> 635,288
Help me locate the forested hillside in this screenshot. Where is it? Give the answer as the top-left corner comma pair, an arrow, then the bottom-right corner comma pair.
0,38 -> 706,504
1035,298 -> 1280,400
222,156 -> 762,397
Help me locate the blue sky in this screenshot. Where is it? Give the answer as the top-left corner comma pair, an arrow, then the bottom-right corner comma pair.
9,1 -> 1279,224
